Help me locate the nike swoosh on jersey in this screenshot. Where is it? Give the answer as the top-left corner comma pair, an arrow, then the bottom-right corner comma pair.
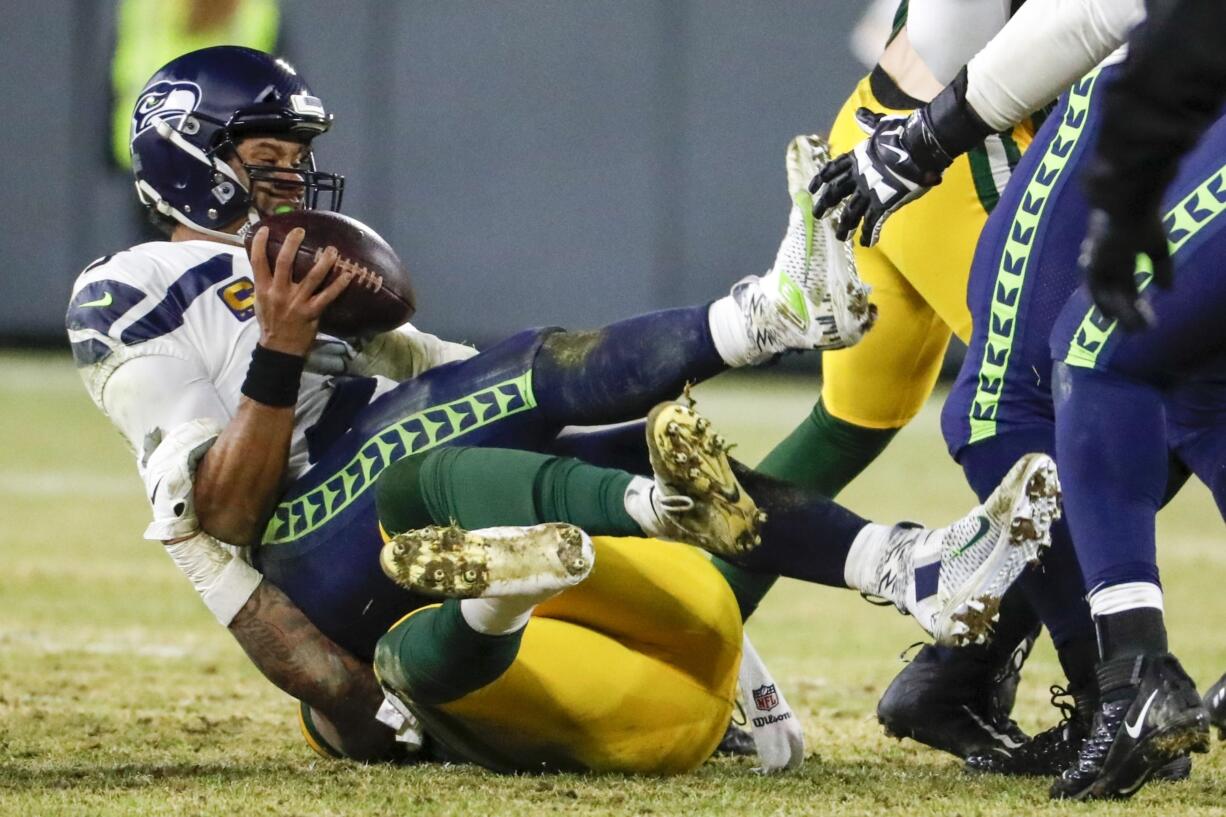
1125,690 -> 1160,739
79,292 -> 114,309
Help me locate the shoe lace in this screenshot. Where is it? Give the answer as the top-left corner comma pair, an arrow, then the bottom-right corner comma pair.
971,686 -> 1082,773
1048,685 -> 1078,726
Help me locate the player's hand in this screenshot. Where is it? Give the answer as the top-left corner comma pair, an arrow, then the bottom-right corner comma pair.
810,108 -> 948,248
1079,208 -> 1172,332
249,226 -> 352,357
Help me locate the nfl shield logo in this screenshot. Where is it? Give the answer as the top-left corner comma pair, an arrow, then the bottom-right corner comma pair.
752,684 -> 778,712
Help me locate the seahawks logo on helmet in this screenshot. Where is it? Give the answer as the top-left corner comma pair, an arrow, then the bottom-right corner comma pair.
132,80 -> 202,138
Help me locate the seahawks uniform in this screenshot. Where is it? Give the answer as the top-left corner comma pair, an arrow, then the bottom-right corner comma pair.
66,238 -> 551,658
944,58 -> 1226,661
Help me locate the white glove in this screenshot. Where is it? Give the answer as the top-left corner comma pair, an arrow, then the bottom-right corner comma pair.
738,633 -> 806,772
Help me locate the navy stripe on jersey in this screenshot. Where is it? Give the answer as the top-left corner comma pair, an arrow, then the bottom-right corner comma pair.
66,279 -> 148,337
120,254 -> 235,345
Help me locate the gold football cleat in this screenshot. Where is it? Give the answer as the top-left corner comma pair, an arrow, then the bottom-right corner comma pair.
645,401 -> 766,557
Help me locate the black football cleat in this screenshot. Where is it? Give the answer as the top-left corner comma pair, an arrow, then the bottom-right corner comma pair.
1205,672 -> 1226,741
1049,653 -> 1210,801
966,684 -> 1093,776
713,717 -> 756,758
877,641 -> 1029,759
968,683 -> 1194,781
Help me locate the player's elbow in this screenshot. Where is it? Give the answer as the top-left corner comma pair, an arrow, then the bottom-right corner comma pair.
194,481 -> 265,547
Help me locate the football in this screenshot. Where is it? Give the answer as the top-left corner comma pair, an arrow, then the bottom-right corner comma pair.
245,210 -> 416,338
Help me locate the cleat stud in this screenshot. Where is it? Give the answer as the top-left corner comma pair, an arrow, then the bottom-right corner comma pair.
688,467 -> 700,479
674,452 -> 688,463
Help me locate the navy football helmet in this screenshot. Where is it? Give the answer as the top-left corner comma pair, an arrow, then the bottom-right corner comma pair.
130,45 -> 344,242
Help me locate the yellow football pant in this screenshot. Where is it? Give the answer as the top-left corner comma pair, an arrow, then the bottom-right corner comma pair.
406,536 -> 743,774
821,74 -> 1033,429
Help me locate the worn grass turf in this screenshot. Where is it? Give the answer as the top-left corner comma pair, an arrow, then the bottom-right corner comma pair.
2,350 -> 1224,816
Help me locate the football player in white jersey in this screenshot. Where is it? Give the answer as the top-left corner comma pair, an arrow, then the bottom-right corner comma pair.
73,45 -> 1065,772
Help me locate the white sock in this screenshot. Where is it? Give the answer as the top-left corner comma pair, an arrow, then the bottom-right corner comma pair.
1088,581 -> 1165,617
842,523 -> 894,593
624,476 -> 664,536
708,293 -> 761,367
461,592 -> 553,636
623,475 -> 695,540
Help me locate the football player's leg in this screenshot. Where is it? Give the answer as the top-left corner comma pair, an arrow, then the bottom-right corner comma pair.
546,420 -> 650,474
756,249 -> 927,493
376,536 -> 741,774
879,75 -> 1104,765
1167,376 -> 1226,518
1045,165 -> 1226,800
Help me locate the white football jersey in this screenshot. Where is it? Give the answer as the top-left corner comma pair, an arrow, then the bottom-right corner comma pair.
67,239 -> 471,482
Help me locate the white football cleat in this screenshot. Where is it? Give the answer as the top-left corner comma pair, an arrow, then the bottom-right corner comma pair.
868,453 -> 1062,646
779,133 -> 875,349
380,522 -> 594,598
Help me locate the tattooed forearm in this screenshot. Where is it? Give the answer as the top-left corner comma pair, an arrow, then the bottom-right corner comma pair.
227,581 -> 395,760
230,581 -> 382,713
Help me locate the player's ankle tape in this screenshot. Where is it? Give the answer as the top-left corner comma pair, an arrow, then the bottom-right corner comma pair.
242,344 -> 306,407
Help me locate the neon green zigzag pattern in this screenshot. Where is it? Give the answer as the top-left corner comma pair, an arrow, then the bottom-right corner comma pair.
262,371 -> 536,545
1064,160 -> 1226,369
967,71 -> 1100,444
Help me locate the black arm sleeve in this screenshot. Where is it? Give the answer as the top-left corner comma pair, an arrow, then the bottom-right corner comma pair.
1083,0 -> 1226,219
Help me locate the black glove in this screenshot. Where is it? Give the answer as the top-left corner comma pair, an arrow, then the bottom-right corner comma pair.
811,67 -> 994,247
811,108 -> 949,247
1079,207 -> 1172,332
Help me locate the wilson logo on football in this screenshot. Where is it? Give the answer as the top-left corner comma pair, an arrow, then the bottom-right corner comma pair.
132,80 -> 202,138
752,684 -> 779,712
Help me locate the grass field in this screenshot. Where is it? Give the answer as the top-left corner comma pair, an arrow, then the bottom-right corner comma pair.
2,349 -> 1224,816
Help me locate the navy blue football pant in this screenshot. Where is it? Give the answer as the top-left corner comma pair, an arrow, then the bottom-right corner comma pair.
941,72 -> 1112,650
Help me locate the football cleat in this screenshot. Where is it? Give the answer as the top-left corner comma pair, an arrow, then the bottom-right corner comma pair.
713,717 -> 757,758
379,522 -> 594,598
1205,672 -> 1226,741
729,135 -> 875,362
878,641 -> 1030,759
968,683 -> 1195,781
1050,653 -> 1210,801
644,401 -> 766,558
778,133 -> 876,349
967,684 -> 1094,776
870,453 -> 1061,646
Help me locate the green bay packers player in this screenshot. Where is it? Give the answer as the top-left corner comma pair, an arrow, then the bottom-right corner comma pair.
750,0 -> 1042,758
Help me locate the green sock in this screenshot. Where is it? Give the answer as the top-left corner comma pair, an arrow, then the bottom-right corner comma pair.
710,556 -> 778,621
756,398 -> 898,495
708,400 -> 898,621
374,600 -> 522,705
375,446 -> 641,535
